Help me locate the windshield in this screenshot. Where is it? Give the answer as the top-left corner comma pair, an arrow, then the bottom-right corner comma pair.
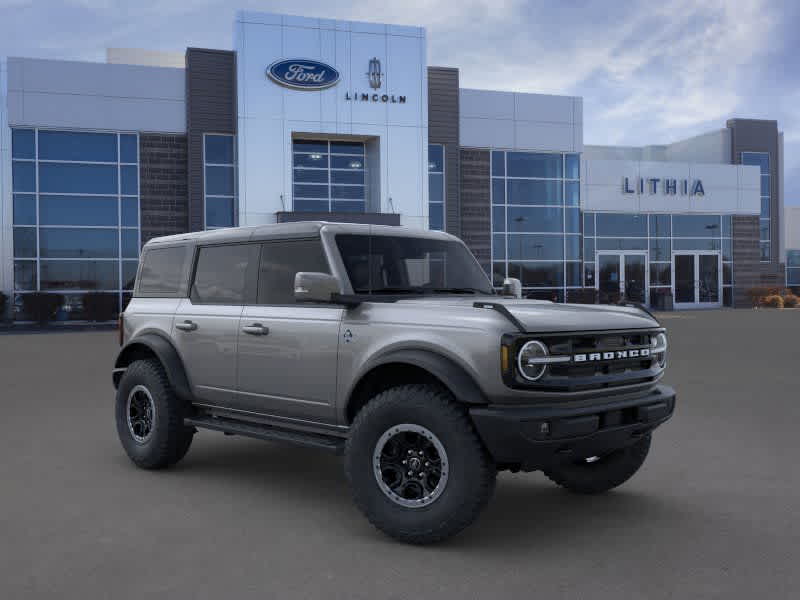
335,234 -> 494,295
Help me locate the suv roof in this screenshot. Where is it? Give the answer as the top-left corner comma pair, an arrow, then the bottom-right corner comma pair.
143,221 -> 458,248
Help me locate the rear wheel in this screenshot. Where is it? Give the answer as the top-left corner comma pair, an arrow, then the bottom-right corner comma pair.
543,434 -> 651,494
345,384 -> 496,544
115,359 -> 194,470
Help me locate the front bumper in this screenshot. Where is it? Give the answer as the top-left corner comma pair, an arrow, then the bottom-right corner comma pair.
469,384 -> 676,471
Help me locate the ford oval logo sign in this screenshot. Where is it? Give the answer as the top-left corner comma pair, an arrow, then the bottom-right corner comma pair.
267,59 -> 340,90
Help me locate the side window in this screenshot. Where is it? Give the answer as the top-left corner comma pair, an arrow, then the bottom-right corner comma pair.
137,245 -> 189,296
257,239 -> 330,304
191,244 -> 252,304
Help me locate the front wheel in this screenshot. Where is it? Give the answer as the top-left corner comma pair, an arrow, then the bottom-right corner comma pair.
345,385 -> 496,544
543,434 -> 652,494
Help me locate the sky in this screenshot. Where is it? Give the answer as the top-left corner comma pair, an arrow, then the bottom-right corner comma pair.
1,0 -> 798,204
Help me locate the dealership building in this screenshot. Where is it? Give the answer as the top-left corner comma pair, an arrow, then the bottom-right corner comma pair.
0,10 -> 794,318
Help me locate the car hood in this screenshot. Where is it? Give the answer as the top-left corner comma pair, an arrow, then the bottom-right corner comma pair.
394,296 -> 659,332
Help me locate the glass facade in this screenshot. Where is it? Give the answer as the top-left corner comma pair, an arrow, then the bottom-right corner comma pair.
491,150 -> 580,300
742,152 -> 770,261
788,250 -> 800,288
584,212 -> 733,306
204,134 -> 236,229
292,140 -> 366,213
428,144 -> 444,230
11,128 -> 140,319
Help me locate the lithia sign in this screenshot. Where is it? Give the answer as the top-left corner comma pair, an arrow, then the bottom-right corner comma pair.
623,176 -> 705,196
267,57 -> 406,103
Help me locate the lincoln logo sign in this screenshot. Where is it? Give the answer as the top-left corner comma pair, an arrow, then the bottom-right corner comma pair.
574,348 -> 651,362
266,59 -> 340,90
623,176 -> 705,196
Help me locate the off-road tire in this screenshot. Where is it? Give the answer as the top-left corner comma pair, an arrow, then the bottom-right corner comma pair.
345,384 -> 496,544
115,359 -> 194,470
544,434 -> 651,494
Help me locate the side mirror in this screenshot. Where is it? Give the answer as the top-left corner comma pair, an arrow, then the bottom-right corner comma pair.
502,277 -> 522,299
294,272 -> 340,303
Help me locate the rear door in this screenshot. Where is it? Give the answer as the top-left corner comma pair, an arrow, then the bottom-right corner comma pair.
234,238 -> 343,423
172,243 -> 259,407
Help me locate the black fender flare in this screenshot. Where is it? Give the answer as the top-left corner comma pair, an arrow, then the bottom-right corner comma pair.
353,349 -> 488,407
113,333 -> 193,402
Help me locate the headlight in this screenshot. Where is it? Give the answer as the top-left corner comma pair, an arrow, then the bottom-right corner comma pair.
517,340 -> 549,381
651,332 -> 667,368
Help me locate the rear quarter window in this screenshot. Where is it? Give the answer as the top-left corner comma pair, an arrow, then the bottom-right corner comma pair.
136,245 -> 190,297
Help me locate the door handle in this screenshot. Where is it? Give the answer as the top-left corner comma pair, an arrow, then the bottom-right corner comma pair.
242,323 -> 269,336
175,320 -> 197,332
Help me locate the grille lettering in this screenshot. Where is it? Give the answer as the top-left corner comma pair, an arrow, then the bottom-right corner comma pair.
571,348 -> 650,362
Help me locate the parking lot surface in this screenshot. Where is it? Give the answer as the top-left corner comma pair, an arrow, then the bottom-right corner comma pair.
1,309 -> 798,599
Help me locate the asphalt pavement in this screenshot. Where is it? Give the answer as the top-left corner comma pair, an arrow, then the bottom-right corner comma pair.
1,309 -> 798,599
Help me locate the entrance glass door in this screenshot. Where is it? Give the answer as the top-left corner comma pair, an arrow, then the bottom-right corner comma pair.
596,252 -> 648,304
673,252 -> 721,308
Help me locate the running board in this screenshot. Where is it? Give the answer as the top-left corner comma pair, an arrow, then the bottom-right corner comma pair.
185,415 -> 345,455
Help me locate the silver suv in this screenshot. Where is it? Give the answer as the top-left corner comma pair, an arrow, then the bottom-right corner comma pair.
113,222 -> 675,544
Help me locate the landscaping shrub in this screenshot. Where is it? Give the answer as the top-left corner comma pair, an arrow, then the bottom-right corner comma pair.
21,293 -> 64,324
747,287 -> 790,307
82,292 -> 118,322
782,294 -> 799,308
762,295 -> 784,309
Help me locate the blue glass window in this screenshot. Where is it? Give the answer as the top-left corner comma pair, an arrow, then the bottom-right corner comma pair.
428,173 -> 444,204
205,197 -> 235,228
12,162 -> 36,192
14,228 -> 37,258
13,194 -> 36,225
649,214 -> 671,237
787,250 -> 800,268
507,180 -> 562,205
566,262 -> 582,287
507,152 -> 562,179
122,229 -> 139,258
294,169 -> 328,184
294,153 -> 328,168
333,201 -> 366,213
507,235 -> 564,260
595,213 -> 647,237
493,235 -> 506,260
649,239 -> 671,261
507,206 -> 563,233
673,215 -> 721,237
673,238 -> 721,251
330,141 -> 364,155
492,179 -> 505,205
565,154 -> 580,180
206,166 -> 235,196
583,238 -> 595,261
596,238 -> 647,251
332,170 -> 365,185
741,152 -> 769,174
121,165 -> 138,195
40,261 -> 119,291
491,151 -> 505,177
39,163 -> 118,194
293,140 -> 328,154
565,208 -> 580,233
40,195 -> 118,226
565,235 -> 581,261
492,206 -> 505,233
38,131 -> 117,162
39,228 -> 118,259
583,213 -> 594,237
122,261 -> 139,290
332,185 -> 364,200
204,135 -> 235,164
565,181 -> 580,206
428,145 -> 444,172
721,215 -> 732,237
332,156 -> 364,170
121,198 -> 139,226
14,261 -> 37,290
120,135 -> 138,163
294,199 -> 329,212
508,262 -> 564,287
12,129 -> 35,159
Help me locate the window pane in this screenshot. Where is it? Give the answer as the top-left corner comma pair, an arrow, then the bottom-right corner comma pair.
492,179 -> 505,205
507,152 -> 562,178
787,251 -> 800,268
293,140 -> 328,154
649,214 -> 671,237
673,238 -> 721,251
330,141 -> 364,155
294,183 -> 329,199
293,153 -> 328,168
294,199 -> 329,212
121,198 -> 139,226
565,154 -> 580,179
723,263 -> 732,285
293,168 -> 328,184
12,161 -> 35,192
428,144 -> 444,172
650,263 -> 671,286
760,175 -> 770,196
507,206 -> 563,233
40,228 -> 118,258
331,201 -> 365,213
492,206 -> 505,232
760,242 -> 770,261
39,163 -> 118,194
787,268 -> 800,285
40,260 -> 119,290
507,234 -> 564,260
596,213 -> 647,237
721,215 -> 732,237
138,246 -> 189,295
723,287 -> 732,307
596,238 -> 647,250
206,197 -> 234,228
191,244 -> 252,304
38,130 -> 117,162
507,179 -> 562,205
492,235 -> 506,260
428,173 -> 443,204
14,261 -> 37,291
565,181 -> 579,206
649,238 -> 671,261
491,151 -> 505,177
331,155 -> 363,170
583,237 -> 594,261
722,238 -> 732,261
120,134 -> 138,163
566,262 -> 581,287
204,135 -> 234,164
428,203 -> 444,230
205,165 -> 234,195
565,208 -> 580,233
741,152 -> 769,174
332,170 -> 365,185
121,165 -> 138,195
122,229 -> 139,258
508,261 -> 564,287
122,261 -> 139,291
583,213 -> 595,236
673,214 -> 721,237
40,195 -> 118,226
331,185 -> 364,200
761,197 -> 770,218
759,219 -> 770,240
13,228 -> 37,258
12,129 -> 35,159
258,240 -> 329,304
584,262 -> 595,287
13,194 -> 36,225
565,235 -> 581,260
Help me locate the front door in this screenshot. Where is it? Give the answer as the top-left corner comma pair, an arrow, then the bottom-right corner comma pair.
672,252 -> 721,309
596,252 -> 648,304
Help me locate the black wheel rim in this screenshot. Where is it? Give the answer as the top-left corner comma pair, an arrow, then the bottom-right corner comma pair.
126,385 -> 155,444
373,424 -> 448,508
